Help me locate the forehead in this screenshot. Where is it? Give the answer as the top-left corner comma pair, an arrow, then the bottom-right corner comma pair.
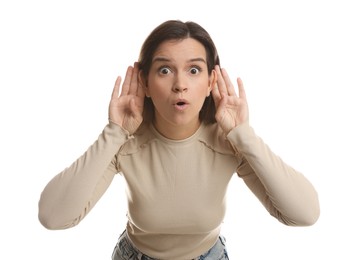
152,38 -> 207,62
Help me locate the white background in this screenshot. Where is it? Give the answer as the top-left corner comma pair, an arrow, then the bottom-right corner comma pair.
1,0 -> 359,259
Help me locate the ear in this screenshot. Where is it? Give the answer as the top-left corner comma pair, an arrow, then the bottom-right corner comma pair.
207,69 -> 217,96
138,70 -> 150,97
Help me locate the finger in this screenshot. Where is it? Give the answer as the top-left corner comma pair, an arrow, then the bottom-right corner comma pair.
237,77 -> 247,99
215,65 -> 228,96
211,83 -> 222,109
111,76 -> 122,99
211,69 -> 225,108
129,62 -> 139,95
120,66 -> 133,96
221,68 -> 236,96
211,82 -> 221,99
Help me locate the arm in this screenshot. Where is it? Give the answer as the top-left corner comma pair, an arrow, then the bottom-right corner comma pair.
228,123 -> 320,226
39,63 -> 145,229
38,123 -> 129,230
211,65 -> 320,226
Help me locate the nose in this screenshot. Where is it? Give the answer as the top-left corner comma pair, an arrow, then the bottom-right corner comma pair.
173,85 -> 188,93
172,74 -> 188,93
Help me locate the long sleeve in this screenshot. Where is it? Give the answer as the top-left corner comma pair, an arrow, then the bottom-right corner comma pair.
227,123 -> 320,226
38,122 -> 130,230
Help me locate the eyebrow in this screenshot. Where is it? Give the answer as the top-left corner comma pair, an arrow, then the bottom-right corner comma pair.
152,57 -> 207,64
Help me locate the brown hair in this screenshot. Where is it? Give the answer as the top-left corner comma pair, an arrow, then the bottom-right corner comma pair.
138,20 -> 220,125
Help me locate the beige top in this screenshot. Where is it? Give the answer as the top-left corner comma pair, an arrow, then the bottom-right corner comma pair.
38,122 -> 320,259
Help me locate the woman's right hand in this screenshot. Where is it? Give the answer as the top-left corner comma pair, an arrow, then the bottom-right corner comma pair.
108,62 -> 145,134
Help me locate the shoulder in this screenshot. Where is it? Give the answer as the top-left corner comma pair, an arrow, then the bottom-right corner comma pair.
117,123 -> 157,155
198,123 -> 235,155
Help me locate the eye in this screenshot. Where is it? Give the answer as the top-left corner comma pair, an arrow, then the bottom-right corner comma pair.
189,66 -> 201,75
159,66 -> 171,75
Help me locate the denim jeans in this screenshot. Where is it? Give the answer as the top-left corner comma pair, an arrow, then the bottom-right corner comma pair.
112,231 -> 229,260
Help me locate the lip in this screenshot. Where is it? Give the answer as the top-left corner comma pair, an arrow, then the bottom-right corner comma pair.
173,99 -> 189,111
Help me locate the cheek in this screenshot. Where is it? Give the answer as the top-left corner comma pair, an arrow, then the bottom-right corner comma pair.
146,78 -> 165,98
198,79 -> 212,96
147,84 -> 169,105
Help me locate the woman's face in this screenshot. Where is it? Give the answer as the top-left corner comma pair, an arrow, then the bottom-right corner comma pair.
144,38 -> 215,138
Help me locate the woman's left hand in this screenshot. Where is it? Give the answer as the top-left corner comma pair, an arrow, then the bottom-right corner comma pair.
212,65 -> 249,135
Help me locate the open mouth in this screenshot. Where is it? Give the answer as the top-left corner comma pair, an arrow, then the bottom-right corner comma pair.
174,100 -> 188,110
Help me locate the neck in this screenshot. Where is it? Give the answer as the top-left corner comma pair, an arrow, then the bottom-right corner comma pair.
153,118 -> 201,140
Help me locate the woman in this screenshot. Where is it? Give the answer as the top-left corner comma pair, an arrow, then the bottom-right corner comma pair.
38,20 -> 320,260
